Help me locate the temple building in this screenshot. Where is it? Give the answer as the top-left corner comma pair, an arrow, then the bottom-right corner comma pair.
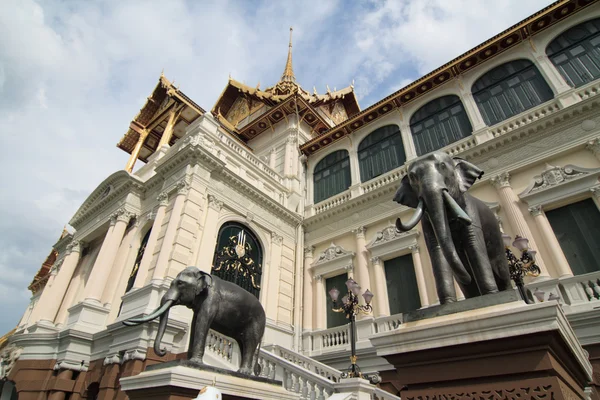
3,0 -> 600,398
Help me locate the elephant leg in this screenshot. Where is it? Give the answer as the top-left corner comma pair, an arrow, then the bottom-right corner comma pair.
456,249 -> 482,298
490,251 -> 512,291
187,312 -> 198,360
189,312 -> 214,365
238,331 -> 259,374
422,216 -> 456,304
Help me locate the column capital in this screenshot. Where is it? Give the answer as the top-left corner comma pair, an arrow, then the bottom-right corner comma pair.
50,258 -> 64,275
586,138 -> 600,160
591,186 -> 600,199
157,192 -> 169,207
353,226 -> 367,239
66,239 -> 84,255
490,172 -> 511,189
314,274 -> 323,282
176,180 -> 189,195
529,205 -> 544,216
370,256 -> 381,265
207,194 -> 223,211
344,264 -> 354,272
286,134 -> 298,145
304,245 -> 315,258
408,244 -> 420,253
271,232 -> 283,245
112,208 -> 135,224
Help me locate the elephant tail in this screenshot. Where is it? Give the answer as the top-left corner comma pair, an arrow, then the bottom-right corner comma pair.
253,342 -> 262,377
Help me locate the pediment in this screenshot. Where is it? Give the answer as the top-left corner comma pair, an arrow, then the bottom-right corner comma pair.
367,223 -> 419,259
69,171 -> 145,229
310,242 -> 355,279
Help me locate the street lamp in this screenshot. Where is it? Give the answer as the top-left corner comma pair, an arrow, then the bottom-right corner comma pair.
328,278 -> 381,384
502,234 -> 541,304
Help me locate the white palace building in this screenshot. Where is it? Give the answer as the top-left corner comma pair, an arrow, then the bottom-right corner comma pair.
2,0 -> 600,398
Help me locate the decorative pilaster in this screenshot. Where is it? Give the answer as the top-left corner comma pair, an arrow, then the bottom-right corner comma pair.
194,194 -> 223,271
409,244 -> 429,307
34,240 -> 84,324
353,226 -> 372,319
265,231 -> 284,320
490,172 -> 549,277
348,149 -> 361,187
85,209 -> 135,303
313,275 -> 325,330
586,138 -> 600,161
134,192 -> 169,288
528,206 -> 572,277
370,256 -> 390,317
302,246 -> 315,330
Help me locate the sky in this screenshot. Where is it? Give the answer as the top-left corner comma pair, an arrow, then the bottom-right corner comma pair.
0,0 -> 554,334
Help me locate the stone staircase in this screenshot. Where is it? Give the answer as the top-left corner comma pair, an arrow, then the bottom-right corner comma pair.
203,330 -> 400,400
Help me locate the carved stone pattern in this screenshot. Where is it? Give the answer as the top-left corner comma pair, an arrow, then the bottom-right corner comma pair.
122,349 -> 146,363
529,205 -> 543,216
207,194 -> 223,212
314,243 -> 354,264
271,232 -> 283,245
528,165 -> 585,193
344,264 -> 354,272
490,171 -> 511,189
408,244 -> 420,253
176,180 -> 189,195
304,246 -> 315,258
103,353 -> 122,366
586,137 -> 600,159
111,208 -> 135,224
370,256 -> 381,265
354,226 -> 366,239
0,344 -> 22,378
66,240 -> 83,255
287,134 -> 298,145
314,275 -> 323,281
371,225 -> 414,246
591,186 -> 600,199
405,384 -> 557,400
157,192 -> 169,207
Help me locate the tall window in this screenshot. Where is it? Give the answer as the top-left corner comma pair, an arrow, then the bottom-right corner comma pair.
473,60 -> 553,126
326,273 -> 350,328
547,18 -> 600,88
545,199 -> 600,276
313,150 -> 351,203
211,222 -> 263,298
358,125 -> 406,181
410,95 -> 473,156
125,229 -> 152,294
384,255 -> 421,314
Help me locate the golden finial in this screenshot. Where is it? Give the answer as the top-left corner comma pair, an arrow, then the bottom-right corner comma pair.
160,68 -> 165,77
280,27 -> 296,83
256,81 -> 260,90
326,85 -> 331,94
351,79 -> 355,89
313,86 -> 318,95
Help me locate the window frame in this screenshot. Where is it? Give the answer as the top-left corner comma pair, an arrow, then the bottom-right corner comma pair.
357,124 -> 406,182
313,150 -> 352,203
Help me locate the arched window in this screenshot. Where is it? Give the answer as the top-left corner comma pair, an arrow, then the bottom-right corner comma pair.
409,95 -> 473,156
313,150 -> 351,203
546,18 -> 600,88
211,222 -> 263,298
358,125 -> 406,182
473,60 -> 553,126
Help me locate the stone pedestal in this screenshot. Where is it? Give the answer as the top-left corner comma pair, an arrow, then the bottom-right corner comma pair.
370,301 -> 593,400
120,362 -> 297,400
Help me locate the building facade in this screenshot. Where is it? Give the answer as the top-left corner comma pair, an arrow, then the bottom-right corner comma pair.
5,0 -> 600,398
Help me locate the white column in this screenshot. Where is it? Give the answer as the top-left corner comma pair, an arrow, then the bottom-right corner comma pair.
35,240 -> 83,324
353,227 -> 372,319
398,113 -> 417,161
348,149 -> 361,187
586,138 -> 600,161
269,148 -> 277,169
85,209 -> 134,303
455,77 -> 487,132
101,221 -> 139,306
153,182 -> 188,279
284,135 -> 297,178
490,172 -> 549,277
533,54 -> 572,95
409,245 -> 429,307
313,275 -> 325,330
590,186 -> 600,213
194,194 -> 222,272
302,246 -> 314,330
369,256 -> 390,317
529,206 -> 573,277
134,192 -> 169,288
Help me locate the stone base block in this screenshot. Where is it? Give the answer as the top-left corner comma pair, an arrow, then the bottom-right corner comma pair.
370,301 -> 594,400
121,362 -> 297,400
65,299 -> 110,333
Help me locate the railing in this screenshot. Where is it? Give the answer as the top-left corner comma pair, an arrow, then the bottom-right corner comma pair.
374,314 -> 403,334
556,271 -> 600,306
320,325 -> 350,350
443,135 -> 478,156
206,330 -> 237,364
258,348 -> 336,399
576,80 -> 600,100
362,167 -> 406,195
266,345 -> 342,382
314,191 -> 352,215
222,136 -> 284,185
488,100 -> 561,139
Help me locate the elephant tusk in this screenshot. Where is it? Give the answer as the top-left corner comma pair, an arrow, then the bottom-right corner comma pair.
396,198 -> 424,232
442,191 -> 472,225
122,299 -> 174,326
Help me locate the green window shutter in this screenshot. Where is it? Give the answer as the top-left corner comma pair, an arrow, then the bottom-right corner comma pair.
545,198 -> 600,276
314,150 -> 351,203
384,255 -> 421,315
358,125 -> 406,182
326,274 -> 351,328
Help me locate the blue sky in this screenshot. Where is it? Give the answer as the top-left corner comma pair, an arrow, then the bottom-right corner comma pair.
0,0 -> 554,334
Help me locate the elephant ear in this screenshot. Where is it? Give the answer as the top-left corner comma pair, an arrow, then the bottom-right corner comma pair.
453,157 -> 483,193
192,270 -> 213,296
393,175 -> 419,208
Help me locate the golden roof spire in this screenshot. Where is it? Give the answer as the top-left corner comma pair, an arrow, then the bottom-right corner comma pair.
281,27 -> 296,83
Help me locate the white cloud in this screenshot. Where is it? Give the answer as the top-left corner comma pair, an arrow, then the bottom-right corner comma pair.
0,0 -> 555,333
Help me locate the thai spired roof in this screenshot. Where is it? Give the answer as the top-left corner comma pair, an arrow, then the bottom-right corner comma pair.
300,0 -> 593,156
27,228 -> 69,295
211,28 -> 360,140
116,74 -> 206,162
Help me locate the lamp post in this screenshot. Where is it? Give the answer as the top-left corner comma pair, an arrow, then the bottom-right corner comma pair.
328,278 -> 381,384
502,234 -> 541,304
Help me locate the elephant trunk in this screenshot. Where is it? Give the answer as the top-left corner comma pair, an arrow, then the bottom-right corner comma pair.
122,299 -> 174,326
154,304 -> 170,357
396,198 -> 424,232
424,190 -> 471,285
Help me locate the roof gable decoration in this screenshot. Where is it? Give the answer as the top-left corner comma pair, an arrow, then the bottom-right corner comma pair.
310,242 -> 355,278
366,223 -> 420,258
